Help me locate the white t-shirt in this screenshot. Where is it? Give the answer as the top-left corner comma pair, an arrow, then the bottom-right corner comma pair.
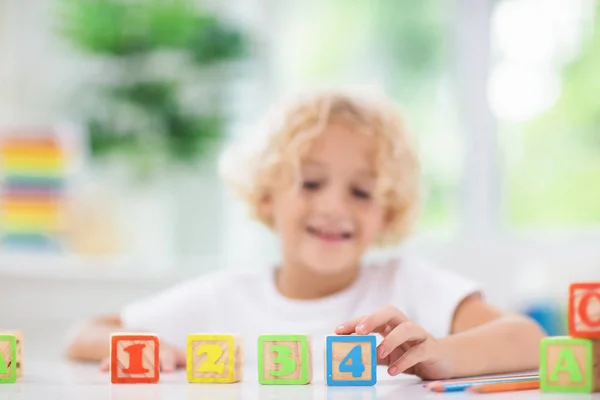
121,256 -> 480,366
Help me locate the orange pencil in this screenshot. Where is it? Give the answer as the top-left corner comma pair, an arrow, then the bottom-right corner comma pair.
467,380 -> 540,393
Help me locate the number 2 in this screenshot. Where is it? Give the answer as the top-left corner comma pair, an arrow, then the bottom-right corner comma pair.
339,345 -> 365,377
196,344 -> 225,374
269,345 -> 297,377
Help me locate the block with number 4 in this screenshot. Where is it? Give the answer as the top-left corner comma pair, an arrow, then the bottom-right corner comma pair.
0,334 -> 17,384
110,333 -> 160,384
257,334 -> 312,384
326,335 -> 377,386
187,334 -> 243,383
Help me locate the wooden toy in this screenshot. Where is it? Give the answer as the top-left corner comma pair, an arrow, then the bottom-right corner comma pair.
257,334 -> 312,384
326,335 -> 376,386
0,331 -> 21,378
0,136 -> 66,251
540,336 -> 600,393
110,333 -> 160,384
186,334 -> 243,383
569,282 -> 600,338
0,334 -> 17,383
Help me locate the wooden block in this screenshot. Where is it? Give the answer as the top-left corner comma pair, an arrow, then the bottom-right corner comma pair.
0,334 -> 17,384
540,336 -> 600,393
257,334 -> 312,385
186,334 -> 243,383
569,282 -> 600,338
326,335 -> 376,386
110,333 -> 160,384
0,331 -> 21,378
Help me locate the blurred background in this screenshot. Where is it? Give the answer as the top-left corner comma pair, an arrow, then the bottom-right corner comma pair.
0,0 -> 598,359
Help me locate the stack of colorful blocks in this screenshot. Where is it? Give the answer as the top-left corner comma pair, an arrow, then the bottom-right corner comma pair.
0,137 -> 65,250
109,334 -> 377,385
540,282 -> 600,393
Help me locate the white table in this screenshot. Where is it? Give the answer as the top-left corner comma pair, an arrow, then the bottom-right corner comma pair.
1,361 -> 598,400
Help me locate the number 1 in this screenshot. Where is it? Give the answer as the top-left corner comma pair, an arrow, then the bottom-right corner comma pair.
122,343 -> 149,374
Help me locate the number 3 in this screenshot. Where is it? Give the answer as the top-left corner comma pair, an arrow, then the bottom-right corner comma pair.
269,345 -> 297,377
196,344 -> 225,374
339,345 -> 365,377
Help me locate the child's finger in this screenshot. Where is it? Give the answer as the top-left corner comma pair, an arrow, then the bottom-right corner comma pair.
336,316 -> 390,336
99,357 -> 110,372
378,321 -> 426,359
355,305 -> 409,334
335,315 -> 367,334
160,351 -> 176,372
387,344 -> 428,376
174,348 -> 187,367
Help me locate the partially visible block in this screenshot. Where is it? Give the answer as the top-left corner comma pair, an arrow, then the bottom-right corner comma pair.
257,334 -> 312,385
0,335 -> 17,384
540,336 -> 600,393
0,331 -> 21,378
110,333 -> 160,384
326,335 -> 376,386
186,334 -> 243,383
569,282 -> 600,338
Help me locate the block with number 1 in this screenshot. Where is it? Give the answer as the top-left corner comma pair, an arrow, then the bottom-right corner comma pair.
326,335 -> 377,386
110,333 -> 160,383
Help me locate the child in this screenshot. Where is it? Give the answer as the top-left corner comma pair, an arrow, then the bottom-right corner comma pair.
65,89 -> 545,380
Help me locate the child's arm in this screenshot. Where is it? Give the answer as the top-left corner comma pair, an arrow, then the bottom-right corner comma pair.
65,314 -> 186,372
65,314 -> 122,363
336,296 -> 546,380
439,294 -> 545,377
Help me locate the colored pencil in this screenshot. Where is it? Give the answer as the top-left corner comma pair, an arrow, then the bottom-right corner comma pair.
428,376 -> 538,392
467,380 -> 540,393
424,373 -> 539,389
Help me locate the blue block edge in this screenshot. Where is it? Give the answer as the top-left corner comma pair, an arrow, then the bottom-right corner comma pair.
326,335 -> 377,386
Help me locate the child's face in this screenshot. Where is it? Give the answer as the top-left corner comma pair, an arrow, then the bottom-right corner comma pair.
263,122 -> 387,275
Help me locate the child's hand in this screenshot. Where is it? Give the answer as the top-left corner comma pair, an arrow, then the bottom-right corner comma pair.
99,341 -> 186,373
335,305 -> 453,380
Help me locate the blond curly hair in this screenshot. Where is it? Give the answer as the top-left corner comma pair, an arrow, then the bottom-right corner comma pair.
219,88 -> 421,246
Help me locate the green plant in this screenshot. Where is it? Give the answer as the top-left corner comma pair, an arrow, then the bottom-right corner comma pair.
56,0 -> 247,174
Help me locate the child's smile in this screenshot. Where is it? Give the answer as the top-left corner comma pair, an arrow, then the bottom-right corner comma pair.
305,223 -> 354,243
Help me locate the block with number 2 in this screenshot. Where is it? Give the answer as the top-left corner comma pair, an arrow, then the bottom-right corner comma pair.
110,333 -> 160,384
258,334 -> 312,385
187,334 -> 243,383
326,335 -> 377,386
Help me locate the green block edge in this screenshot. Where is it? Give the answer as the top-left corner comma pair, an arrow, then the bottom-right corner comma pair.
257,335 -> 309,385
0,335 -> 17,384
540,336 -> 592,393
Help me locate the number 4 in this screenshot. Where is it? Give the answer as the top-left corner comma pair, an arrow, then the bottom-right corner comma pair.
339,345 -> 365,378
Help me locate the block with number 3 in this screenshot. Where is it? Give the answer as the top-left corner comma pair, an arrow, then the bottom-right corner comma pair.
326,335 -> 377,386
187,334 -> 243,383
110,333 -> 160,384
257,334 -> 312,385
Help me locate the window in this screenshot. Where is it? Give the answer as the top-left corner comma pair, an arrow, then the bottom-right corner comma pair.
492,0 -> 600,229
267,0 -> 463,234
